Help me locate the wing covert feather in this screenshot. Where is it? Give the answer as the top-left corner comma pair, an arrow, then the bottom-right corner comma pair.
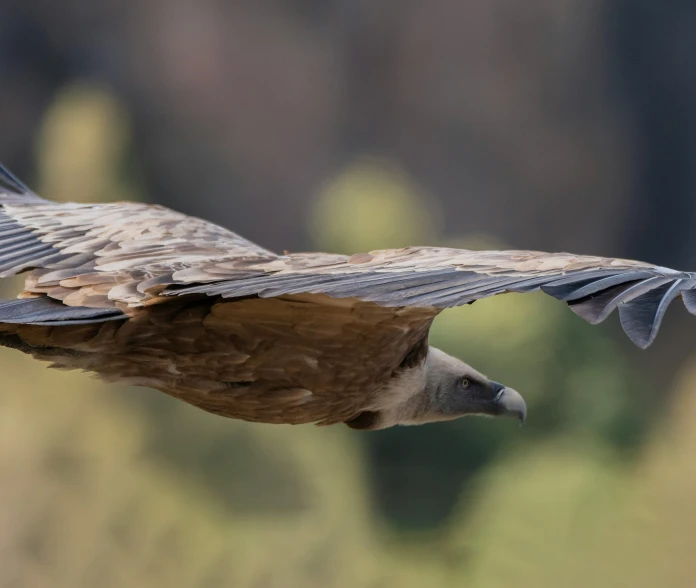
0,200 -> 277,306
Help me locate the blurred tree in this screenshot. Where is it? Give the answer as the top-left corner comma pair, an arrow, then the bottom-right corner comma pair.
36,82 -> 136,203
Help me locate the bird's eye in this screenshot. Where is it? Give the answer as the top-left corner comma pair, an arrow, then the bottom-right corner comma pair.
460,378 -> 470,390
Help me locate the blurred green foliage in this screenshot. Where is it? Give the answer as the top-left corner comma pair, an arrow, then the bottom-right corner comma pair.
1,82 -> 695,588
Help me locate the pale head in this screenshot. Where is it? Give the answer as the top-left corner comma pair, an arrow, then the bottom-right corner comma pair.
346,346 -> 526,430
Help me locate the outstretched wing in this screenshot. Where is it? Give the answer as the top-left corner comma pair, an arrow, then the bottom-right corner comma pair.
0,165 -> 693,348
169,247 -> 696,349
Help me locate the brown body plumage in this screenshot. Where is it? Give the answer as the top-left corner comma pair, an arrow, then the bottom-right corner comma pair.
2,295 -> 434,425
0,166 -> 693,428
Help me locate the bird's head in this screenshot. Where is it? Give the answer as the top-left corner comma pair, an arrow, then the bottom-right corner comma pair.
345,346 -> 526,430
421,347 -> 527,425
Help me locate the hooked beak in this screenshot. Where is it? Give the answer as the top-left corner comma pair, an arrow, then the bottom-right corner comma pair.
491,382 -> 527,424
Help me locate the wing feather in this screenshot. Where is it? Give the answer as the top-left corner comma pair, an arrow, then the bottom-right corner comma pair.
618,280 -> 685,348
683,290 -> 696,315
0,165 -> 45,204
0,297 -> 125,325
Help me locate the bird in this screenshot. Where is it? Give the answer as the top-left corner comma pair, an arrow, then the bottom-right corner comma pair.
0,165 -> 693,430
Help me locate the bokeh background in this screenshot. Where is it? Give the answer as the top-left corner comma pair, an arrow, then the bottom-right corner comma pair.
1,2 -> 696,587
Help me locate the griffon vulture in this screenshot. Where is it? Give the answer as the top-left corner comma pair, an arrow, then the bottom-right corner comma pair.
0,166 -> 693,430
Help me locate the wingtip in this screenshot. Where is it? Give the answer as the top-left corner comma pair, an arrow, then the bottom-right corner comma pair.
624,327 -> 655,350
567,299 -> 613,325
618,304 -> 655,349
683,289 -> 696,315
0,164 -> 29,193
617,280 -> 687,349
0,164 -> 44,202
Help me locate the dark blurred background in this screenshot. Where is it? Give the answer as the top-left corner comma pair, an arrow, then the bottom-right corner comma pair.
1,2 -> 696,587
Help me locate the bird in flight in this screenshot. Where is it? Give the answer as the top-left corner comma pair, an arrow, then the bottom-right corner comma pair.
0,165 -> 693,430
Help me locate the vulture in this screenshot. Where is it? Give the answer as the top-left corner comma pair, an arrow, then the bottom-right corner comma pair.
0,165 -> 693,430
